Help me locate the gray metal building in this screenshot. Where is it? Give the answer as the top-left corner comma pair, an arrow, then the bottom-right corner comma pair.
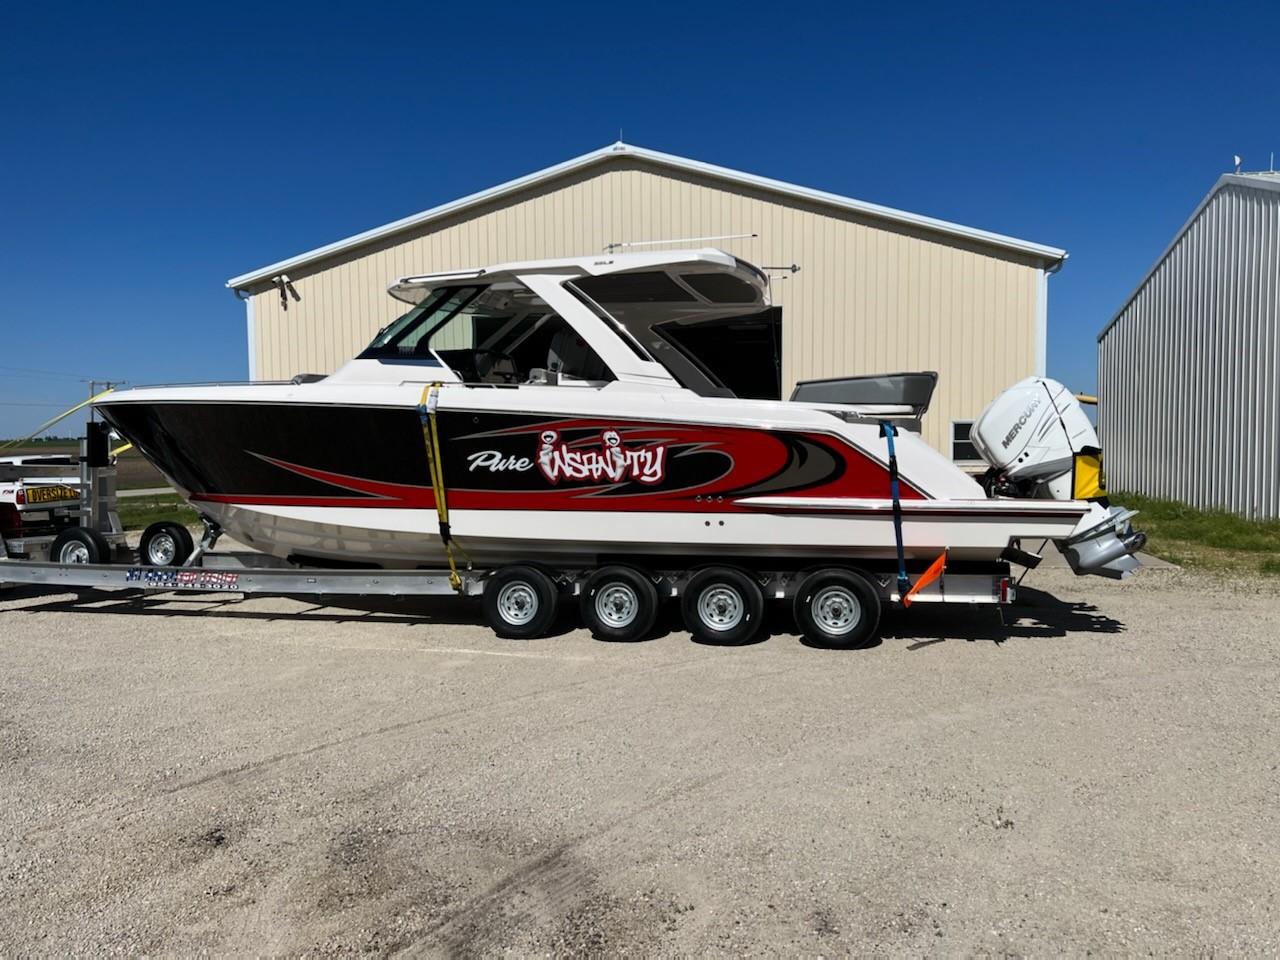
1098,172 -> 1280,518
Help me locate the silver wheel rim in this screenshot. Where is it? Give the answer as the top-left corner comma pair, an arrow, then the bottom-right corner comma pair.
595,582 -> 639,629
812,585 -> 860,636
149,532 -> 177,565
60,541 -> 90,564
496,581 -> 538,626
698,584 -> 744,632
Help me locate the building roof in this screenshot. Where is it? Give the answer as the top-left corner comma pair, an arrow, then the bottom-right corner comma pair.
226,142 -> 1067,291
1098,171 -> 1280,341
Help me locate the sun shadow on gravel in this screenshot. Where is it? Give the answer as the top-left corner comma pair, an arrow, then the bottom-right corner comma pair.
2,583 -> 1124,649
880,585 -> 1125,647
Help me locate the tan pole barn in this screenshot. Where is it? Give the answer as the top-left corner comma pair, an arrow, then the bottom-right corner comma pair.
227,142 -> 1066,458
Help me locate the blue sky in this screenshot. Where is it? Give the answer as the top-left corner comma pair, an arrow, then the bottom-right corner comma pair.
1,0 -> 1277,437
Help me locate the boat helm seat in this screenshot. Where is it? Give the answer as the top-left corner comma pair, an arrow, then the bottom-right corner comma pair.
547,329 -> 608,382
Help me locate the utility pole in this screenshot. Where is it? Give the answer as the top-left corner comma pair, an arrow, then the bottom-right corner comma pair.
85,380 -> 124,426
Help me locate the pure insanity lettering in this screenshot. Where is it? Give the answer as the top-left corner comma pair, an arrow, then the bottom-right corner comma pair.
536,429 -> 666,485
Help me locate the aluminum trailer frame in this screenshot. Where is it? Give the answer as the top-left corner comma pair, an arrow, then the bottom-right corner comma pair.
0,543 -> 1015,608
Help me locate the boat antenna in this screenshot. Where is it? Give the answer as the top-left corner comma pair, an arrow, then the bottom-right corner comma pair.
603,232 -> 758,252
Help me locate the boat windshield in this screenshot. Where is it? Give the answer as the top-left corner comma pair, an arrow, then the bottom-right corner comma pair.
359,283 -> 614,385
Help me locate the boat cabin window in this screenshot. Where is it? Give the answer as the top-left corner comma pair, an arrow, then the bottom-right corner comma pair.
677,272 -> 759,304
572,271 -> 696,304
567,270 -> 780,400
656,310 -> 782,400
359,284 -> 614,386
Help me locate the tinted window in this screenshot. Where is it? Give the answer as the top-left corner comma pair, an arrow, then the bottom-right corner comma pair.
952,421 -> 980,461
657,308 -> 782,400
679,273 -> 759,304
359,287 -> 480,359
564,282 -> 654,362
574,271 -> 696,303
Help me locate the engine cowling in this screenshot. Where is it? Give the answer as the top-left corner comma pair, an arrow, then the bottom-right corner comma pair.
971,377 -> 1145,579
971,377 -> 1103,501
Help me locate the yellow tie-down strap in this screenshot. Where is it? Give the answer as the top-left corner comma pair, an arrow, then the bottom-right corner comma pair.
1072,449 -> 1107,501
0,387 -> 116,451
418,383 -> 470,591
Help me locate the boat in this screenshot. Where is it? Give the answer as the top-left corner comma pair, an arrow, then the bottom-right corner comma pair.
94,249 -> 1144,643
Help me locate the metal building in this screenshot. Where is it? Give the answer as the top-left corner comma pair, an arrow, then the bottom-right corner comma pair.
1098,172 -> 1280,518
227,142 -> 1066,458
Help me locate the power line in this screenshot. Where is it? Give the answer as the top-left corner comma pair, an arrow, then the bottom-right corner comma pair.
0,364 -> 113,380
0,401 -> 73,407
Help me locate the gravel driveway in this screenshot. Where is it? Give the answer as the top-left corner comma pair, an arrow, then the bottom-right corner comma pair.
1,566 -> 1277,955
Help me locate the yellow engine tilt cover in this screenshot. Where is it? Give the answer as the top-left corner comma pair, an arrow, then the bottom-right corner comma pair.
1073,452 -> 1106,500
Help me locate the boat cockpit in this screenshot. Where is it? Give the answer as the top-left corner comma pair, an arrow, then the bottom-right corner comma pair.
346,249 -> 777,398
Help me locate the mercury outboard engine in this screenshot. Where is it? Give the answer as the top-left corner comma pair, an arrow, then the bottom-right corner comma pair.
971,377 -> 1147,579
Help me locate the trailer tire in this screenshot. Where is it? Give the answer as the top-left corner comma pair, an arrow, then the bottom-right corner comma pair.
580,565 -> 660,642
50,527 -> 110,565
139,522 -> 195,567
793,568 -> 881,648
682,567 -> 764,645
484,565 -> 559,639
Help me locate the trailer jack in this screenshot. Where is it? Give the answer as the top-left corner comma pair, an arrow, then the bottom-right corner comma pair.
185,519 -> 223,567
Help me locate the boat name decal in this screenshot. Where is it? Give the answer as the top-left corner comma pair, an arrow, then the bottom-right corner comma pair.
537,429 -> 666,485
466,451 -> 534,473
1002,396 -> 1041,449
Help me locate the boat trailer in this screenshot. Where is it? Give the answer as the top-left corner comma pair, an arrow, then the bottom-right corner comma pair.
1,426 -> 1017,649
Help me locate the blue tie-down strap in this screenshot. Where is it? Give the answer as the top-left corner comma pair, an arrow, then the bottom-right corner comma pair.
879,421 -> 911,601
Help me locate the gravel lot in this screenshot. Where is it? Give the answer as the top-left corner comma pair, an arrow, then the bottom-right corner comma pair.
1,565 -> 1278,955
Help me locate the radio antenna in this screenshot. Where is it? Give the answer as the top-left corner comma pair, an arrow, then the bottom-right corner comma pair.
603,232 -> 758,252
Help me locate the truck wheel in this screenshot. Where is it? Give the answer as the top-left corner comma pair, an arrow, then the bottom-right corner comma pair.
681,567 -> 764,645
50,528 -> 110,565
580,565 -> 660,642
793,568 -> 881,648
483,565 -> 559,639
139,522 -> 195,567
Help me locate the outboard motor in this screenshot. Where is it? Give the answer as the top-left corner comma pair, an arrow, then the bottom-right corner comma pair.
971,377 -> 1147,579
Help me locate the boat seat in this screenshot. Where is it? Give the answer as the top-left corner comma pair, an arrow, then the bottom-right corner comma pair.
547,329 -> 608,382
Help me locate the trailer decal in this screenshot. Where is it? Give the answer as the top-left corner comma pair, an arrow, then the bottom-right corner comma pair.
125,568 -> 241,590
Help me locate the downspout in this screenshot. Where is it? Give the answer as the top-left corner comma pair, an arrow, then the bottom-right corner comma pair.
233,287 -> 256,381
1034,255 -> 1068,377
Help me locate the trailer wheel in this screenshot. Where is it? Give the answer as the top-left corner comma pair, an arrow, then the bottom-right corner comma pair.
682,567 -> 764,645
793,568 -> 881,648
50,527 -> 110,565
139,522 -> 195,567
580,566 -> 660,642
483,565 -> 559,639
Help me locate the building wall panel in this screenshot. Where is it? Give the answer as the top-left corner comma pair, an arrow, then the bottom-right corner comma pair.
249,160 -> 1043,455
1099,182 -> 1280,518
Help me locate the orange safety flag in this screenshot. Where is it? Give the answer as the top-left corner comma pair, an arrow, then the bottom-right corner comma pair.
902,550 -> 947,608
